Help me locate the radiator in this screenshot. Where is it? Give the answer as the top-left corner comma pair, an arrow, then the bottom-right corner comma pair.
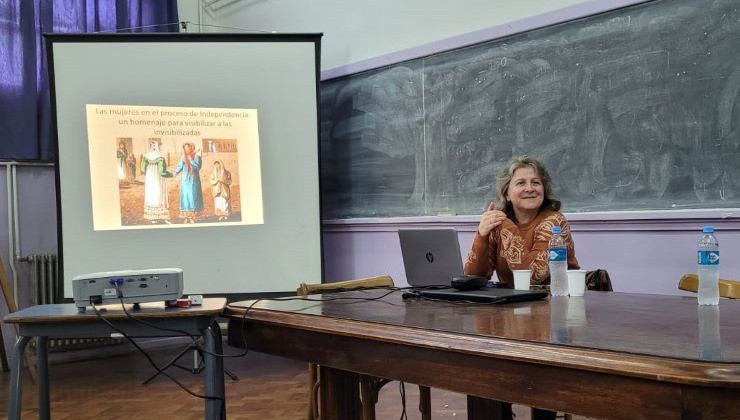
24,254 -> 126,351
27,253 -> 60,305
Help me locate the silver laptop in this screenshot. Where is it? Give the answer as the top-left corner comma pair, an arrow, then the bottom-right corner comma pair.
398,229 -> 549,304
398,229 -> 464,287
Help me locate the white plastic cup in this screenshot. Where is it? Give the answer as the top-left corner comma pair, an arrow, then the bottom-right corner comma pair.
512,270 -> 532,290
567,270 -> 587,297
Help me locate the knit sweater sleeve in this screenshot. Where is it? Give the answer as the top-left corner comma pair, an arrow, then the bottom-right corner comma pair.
464,231 -> 496,279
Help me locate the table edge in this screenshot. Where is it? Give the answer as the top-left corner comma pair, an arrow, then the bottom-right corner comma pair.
3,298 -> 227,324
225,305 -> 740,387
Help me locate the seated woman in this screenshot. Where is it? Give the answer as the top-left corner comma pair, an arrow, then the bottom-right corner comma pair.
465,155 -> 579,288
464,155 -> 579,420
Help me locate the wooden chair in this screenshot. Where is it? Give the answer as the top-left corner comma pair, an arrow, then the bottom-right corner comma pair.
584,268 -> 613,292
0,255 -> 12,371
0,254 -> 36,380
678,274 -> 739,299
297,275 -> 432,420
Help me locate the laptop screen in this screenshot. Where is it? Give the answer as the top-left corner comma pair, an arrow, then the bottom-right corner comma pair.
398,229 -> 464,287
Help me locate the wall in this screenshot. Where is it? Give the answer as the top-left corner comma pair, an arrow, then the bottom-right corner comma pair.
0,165 -> 57,363
179,0 -> 591,71
0,166 -> 58,305
322,217 -> 740,296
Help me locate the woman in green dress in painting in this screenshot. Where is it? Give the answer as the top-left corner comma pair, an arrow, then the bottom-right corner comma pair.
140,138 -> 171,223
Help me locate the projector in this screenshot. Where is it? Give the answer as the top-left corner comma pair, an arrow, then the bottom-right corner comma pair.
72,268 -> 183,313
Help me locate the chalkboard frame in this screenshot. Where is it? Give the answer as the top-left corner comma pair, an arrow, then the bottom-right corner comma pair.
321,0 -> 652,81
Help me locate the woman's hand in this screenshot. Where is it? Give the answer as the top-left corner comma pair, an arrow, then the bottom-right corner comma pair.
477,202 -> 507,237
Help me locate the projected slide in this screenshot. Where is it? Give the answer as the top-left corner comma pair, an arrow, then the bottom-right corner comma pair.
86,105 -> 264,230
51,35 -> 321,294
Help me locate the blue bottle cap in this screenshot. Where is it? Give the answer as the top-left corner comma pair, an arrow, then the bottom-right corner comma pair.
702,226 -> 714,233
551,226 -> 562,234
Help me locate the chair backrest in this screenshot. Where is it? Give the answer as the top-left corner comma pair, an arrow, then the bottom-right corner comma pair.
678,274 -> 739,299
585,269 -> 613,291
0,254 -> 16,371
296,275 -> 395,297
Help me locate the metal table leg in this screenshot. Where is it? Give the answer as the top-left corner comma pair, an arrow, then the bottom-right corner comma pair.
210,321 -> 226,396
37,336 -> 50,420
203,322 -> 225,420
8,335 -> 31,420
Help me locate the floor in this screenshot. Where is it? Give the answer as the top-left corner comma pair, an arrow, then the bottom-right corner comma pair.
0,345 -> 593,419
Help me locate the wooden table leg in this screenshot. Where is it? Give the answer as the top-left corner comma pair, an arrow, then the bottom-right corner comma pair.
467,395 -> 512,420
307,363 -> 319,420
319,366 -> 361,420
419,385 -> 431,420
359,375 -> 377,420
358,375 -> 391,420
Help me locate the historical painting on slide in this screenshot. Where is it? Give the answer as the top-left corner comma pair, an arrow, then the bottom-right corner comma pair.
86,105 -> 263,231
117,137 -> 242,226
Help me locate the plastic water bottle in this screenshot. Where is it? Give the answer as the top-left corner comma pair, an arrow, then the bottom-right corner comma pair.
697,226 -> 719,306
548,226 -> 568,296
698,306 -> 722,359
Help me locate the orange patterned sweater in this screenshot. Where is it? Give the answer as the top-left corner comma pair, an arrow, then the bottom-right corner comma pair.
464,209 -> 579,288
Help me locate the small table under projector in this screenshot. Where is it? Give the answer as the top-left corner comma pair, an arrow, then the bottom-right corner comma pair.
3,298 -> 227,420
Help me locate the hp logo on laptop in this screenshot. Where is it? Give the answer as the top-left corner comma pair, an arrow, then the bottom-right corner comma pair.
425,252 -> 434,263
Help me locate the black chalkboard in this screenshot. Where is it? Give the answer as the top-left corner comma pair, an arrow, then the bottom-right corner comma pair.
320,0 -> 740,219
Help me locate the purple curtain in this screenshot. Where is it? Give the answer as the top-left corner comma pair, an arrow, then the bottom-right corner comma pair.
0,0 -> 178,161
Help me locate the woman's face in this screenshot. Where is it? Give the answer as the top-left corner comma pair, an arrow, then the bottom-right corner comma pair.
183,143 -> 193,153
506,166 -> 544,214
149,141 -> 159,152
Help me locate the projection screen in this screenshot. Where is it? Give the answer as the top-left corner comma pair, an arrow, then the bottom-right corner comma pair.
47,34 -> 323,295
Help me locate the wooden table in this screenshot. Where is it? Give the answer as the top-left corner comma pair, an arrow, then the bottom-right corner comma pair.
226,291 -> 740,420
3,298 -> 227,420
